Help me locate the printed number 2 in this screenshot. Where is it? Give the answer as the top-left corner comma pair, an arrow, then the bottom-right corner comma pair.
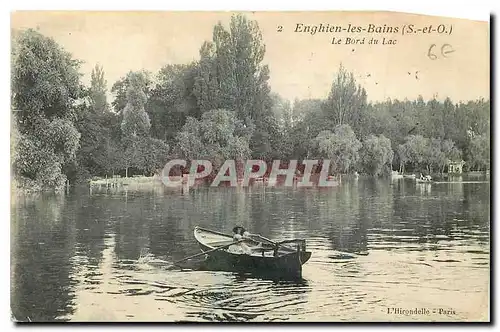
277,26 -> 283,32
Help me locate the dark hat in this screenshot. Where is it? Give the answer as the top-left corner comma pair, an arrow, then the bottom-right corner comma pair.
232,226 -> 246,234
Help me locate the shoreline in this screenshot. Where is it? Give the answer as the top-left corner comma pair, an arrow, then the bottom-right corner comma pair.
87,172 -> 491,187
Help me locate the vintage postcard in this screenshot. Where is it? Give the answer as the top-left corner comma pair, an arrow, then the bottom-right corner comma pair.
10,11 -> 490,322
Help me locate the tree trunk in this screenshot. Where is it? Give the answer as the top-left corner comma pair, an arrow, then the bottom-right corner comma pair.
125,167 -> 128,178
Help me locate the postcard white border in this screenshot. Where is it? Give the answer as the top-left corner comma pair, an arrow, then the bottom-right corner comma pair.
1,1 -> 496,331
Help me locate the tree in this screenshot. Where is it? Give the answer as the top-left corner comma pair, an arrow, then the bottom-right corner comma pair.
148,63 -> 200,142
467,134 -> 490,171
360,135 -> 394,176
424,138 -> 461,174
192,14 -> 275,159
136,138 -> 170,176
193,41 -> 220,112
249,108 -> 282,161
283,99 -> 327,160
120,135 -> 169,177
12,29 -> 82,130
193,15 -> 268,118
270,94 -> 295,160
400,135 -> 429,172
73,66 -> 120,182
11,29 -> 82,191
423,97 -> 445,139
13,118 -> 80,191
397,143 -> 409,174
312,124 -> 362,174
425,138 -> 446,174
104,139 -> 123,177
120,71 -> 151,137
111,70 -> 152,113
364,98 -> 418,154
89,64 -> 108,113
323,64 -> 368,134
175,109 -> 251,173
119,71 -> 153,177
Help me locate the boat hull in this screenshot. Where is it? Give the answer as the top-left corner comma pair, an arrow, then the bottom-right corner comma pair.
198,242 -> 310,278
193,227 -> 311,279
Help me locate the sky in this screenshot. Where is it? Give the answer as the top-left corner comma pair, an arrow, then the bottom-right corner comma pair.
11,11 -> 490,103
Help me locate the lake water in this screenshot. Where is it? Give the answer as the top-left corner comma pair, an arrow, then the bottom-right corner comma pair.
10,176 -> 490,322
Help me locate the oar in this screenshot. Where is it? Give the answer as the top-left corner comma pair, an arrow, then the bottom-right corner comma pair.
173,239 -> 245,266
249,234 -> 278,245
251,234 -> 304,248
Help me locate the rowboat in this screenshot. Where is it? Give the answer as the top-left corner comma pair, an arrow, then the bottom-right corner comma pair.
415,178 -> 432,184
193,226 -> 311,278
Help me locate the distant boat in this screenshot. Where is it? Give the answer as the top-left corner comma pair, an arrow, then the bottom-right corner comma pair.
391,171 -> 404,179
403,174 -> 416,179
193,226 -> 311,278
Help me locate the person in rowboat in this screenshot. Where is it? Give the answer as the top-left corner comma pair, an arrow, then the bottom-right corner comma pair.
232,226 -> 251,240
228,226 -> 252,254
232,226 -> 265,244
228,226 -> 263,255
420,173 -> 432,182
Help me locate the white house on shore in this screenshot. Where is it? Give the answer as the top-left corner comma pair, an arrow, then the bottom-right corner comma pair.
448,160 -> 465,174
